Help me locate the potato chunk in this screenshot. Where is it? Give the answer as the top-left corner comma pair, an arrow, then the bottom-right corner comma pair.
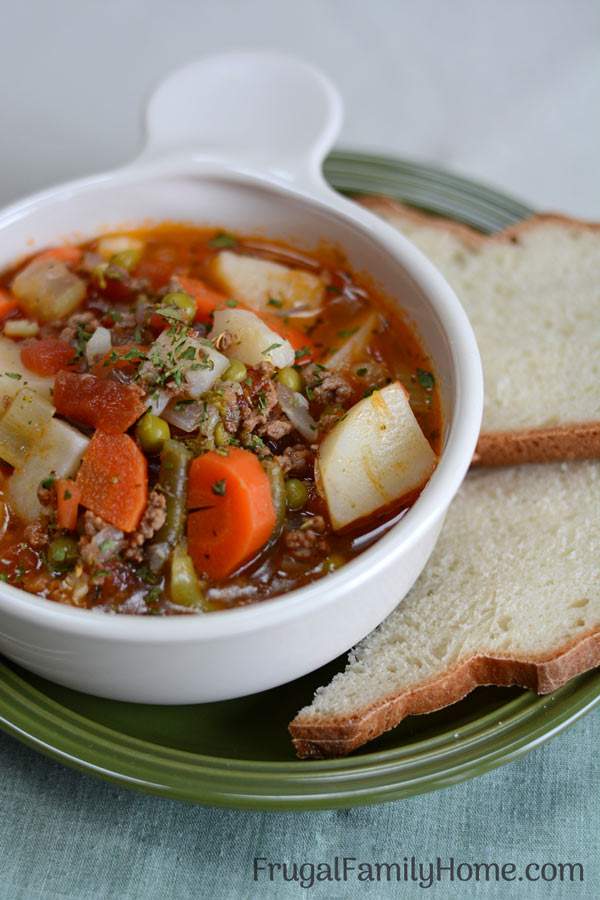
316,382 -> 436,530
209,308 -> 294,369
9,419 -> 89,521
211,251 -> 324,314
0,388 -> 55,468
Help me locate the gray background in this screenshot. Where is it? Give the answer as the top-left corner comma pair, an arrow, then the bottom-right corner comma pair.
1,0 -> 599,216
1,1 -> 599,898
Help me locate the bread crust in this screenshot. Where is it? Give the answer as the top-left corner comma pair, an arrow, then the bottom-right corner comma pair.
289,627 -> 600,758
473,423 -> 600,466
359,196 -> 600,467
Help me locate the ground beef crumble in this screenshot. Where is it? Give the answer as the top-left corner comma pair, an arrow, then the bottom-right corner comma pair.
59,310 -> 100,344
284,516 -> 328,559
276,443 -> 314,476
123,490 -> 167,562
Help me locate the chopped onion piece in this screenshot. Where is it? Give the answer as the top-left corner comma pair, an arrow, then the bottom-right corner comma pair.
148,390 -> 170,416
162,399 -> 206,433
325,313 -> 379,371
3,319 -> 39,338
85,326 -> 112,364
276,383 -> 318,441
140,327 -> 229,398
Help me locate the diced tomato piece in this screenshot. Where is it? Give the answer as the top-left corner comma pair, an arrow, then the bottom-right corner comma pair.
54,371 -> 147,433
134,257 -> 174,289
91,344 -> 148,378
20,338 -> 77,376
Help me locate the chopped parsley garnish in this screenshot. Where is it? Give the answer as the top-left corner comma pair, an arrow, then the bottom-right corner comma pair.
356,367 -> 368,376
0,573 -> 8,582
208,232 -> 238,249
40,476 -> 55,489
225,299 -> 238,308
267,297 -> 283,308
63,489 -> 72,500
257,391 -> 267,412
294,346 -> 311,361
3,372 -> 22,380
212,478 -> 227,496
262,342 -> 282,356
338,327 -> 358,338
416,369 -> 435,390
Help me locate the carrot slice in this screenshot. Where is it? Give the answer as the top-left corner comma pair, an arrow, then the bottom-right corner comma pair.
187,448 -> 275,580
56,478 -> 81,530
177,276 -> 230,323
259,311 -> 315,363
35,246 -> 82,266
54,371 -> 147,433
149,277 -> 231,332
20,338 -> 77,376
0,288 -> 19,321
76,431 -> 148,532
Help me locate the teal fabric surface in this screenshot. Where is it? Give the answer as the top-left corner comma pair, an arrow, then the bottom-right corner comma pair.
0,711 -> 597,899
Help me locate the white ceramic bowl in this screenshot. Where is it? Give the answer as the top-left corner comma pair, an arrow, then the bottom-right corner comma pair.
0,53 -> 482,703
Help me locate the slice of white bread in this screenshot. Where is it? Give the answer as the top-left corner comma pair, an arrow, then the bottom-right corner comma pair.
290,460 -> 600,758
359,198 -> 600,466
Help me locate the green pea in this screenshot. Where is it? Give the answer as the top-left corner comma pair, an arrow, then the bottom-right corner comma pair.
136,412 -> 171,454
285,478 -> 308,510
161,291 -> 196,324
223,359 -> 247,383
47,536 -> 79,572
276,366 -> 303,393
110,247 -> 142,271
214,421 -> 229,448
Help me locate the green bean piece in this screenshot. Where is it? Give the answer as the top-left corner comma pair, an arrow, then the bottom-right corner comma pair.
150,439 -> 192,571
261,459 -> 286,535
160,291 -> 196,324
222,359 -> 247,383
285,478 -> 308,511
136,412 -> 170,454
276,366 -> 303,393
214,421 -> 230,448
170,542 -> 205,608
47,536 -> 79,572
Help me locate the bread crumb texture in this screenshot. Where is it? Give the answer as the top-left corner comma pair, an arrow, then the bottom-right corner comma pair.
292,461 -> 600,740
360,200 -> 600,433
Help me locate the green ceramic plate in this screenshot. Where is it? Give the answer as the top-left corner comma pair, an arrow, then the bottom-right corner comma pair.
1,152 -> 599,810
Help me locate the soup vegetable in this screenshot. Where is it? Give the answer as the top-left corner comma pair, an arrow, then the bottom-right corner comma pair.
0,226 -> 440,613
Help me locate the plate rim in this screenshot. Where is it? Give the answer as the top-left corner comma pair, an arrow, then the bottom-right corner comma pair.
1,149 -> 598,809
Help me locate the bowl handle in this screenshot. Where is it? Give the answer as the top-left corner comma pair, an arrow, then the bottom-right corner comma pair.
140,52 -> 343,197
